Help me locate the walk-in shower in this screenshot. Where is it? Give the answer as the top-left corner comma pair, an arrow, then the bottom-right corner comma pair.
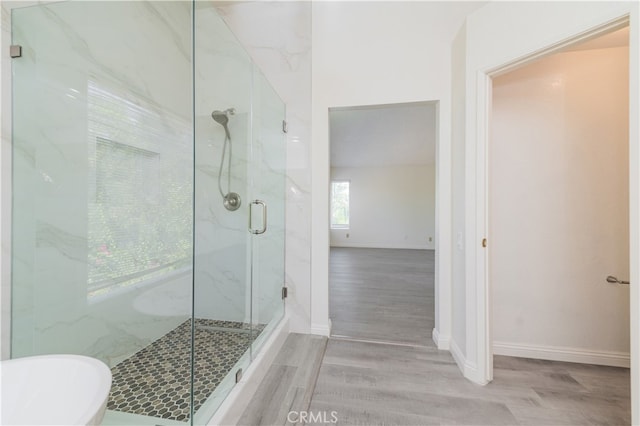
7,1 -> 286,424
212,108 -> 242,211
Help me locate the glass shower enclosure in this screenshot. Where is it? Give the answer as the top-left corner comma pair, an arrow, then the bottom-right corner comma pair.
9,1 -> 285,424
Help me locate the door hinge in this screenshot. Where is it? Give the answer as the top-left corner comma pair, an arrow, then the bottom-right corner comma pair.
282,120 -> 288,134
10,45 -> 22,58
281,286 -> 288,299
482,238 -> 487,248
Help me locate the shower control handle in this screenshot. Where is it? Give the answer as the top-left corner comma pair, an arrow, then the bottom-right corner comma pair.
249,200 -> 267,235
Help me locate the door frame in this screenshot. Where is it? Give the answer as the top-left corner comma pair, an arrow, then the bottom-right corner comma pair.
473,13 -> 639,421
326,100 -> 443,345
311,96 -> 452,347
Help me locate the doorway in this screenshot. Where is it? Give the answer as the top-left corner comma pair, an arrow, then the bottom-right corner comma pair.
488,24 -> 630,421
328,102 -> 437,346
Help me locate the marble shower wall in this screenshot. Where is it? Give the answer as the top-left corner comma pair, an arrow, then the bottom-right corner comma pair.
215,2 -> 313,333
9,1 -> 193,366
193,4 -> 286,328
193,4 -> 252,324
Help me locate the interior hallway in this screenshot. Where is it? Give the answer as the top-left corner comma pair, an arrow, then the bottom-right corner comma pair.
242,248 -> 630,425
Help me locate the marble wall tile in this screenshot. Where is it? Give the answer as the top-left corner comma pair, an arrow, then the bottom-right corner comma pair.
193,5 -> 254,324
8,1 -> 193,365
215,1 -> 313,333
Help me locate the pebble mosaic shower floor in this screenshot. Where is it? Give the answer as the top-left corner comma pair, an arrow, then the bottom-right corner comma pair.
107,319 -> 264,422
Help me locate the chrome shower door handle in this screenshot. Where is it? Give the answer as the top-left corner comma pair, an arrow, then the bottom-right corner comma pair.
249,200 -> 267,235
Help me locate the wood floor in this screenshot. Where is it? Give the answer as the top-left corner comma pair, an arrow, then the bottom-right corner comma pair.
330,247 -> 434,346
242,247 -> 631,425
239,333 -> 328,425
308,339 -> 630,425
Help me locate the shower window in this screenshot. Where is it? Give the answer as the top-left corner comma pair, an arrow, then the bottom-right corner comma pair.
86,79 -> 192,299
330,180 -> 350,229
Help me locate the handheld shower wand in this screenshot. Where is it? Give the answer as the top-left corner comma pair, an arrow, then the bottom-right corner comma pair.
211,108 -> 241,211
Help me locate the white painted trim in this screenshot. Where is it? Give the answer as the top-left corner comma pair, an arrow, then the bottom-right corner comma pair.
493,341 -> 630,368
434,99 -> 453,363
313,98 -> 452,374
450,338 -> 466,373
311,318 -> 331,337
450,338 -> 485,384
432,327 -> 450,350
207,316 -> 290,426
330,243 -> 431,250
628,9 -> 640,425
476,71 -> 492,385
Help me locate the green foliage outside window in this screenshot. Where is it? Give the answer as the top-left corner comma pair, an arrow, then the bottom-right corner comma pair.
87,81 -> 192,297
331,181 -> 350,228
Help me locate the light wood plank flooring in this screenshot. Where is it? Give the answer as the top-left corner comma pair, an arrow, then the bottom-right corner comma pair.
239,334 -> 327,425
330,247 -> 434,346
243,248 -> 630,425
308,339 -> 630,425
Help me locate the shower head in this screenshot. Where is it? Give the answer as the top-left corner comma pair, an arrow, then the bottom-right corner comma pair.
211,108 -> 235,126
211,110 -> 228,125
212,108 -> 235,141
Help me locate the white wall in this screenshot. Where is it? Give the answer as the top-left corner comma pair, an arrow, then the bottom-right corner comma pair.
311,0 -> 485,339
458,1 -> 639,419
330,165 -> 436,250
491,46 -> 630,365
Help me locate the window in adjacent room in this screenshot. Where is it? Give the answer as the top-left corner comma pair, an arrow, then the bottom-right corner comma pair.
330,180 -> 350,229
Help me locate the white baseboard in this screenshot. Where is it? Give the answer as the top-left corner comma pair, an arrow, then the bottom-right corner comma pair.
449,338 -> 468,375
311,319 -> 331,337
330,242 -> 433,250
207,316 -> 290,425
493,341 -> 630,368
432,328 -> 450,350
450,338 -> 486,385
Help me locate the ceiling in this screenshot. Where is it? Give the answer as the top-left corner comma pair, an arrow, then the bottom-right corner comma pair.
330,102 -> 436,168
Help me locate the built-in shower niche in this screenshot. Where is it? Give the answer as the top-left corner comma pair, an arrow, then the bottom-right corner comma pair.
9,1 -> 285,425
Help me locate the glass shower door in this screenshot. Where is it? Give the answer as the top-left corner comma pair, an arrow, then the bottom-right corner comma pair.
191,6 -> 286,421
249,69 -> 286,355
191,4 -> 254,422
